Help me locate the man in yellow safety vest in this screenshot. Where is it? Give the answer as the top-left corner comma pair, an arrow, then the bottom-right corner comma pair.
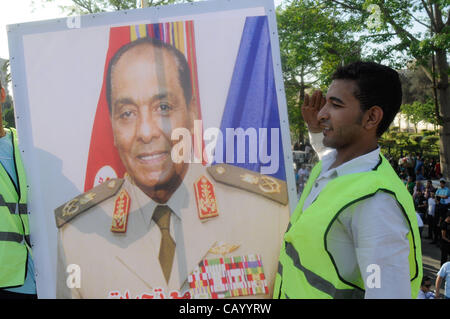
274,61 -> 422,299
0,78 -> 36,299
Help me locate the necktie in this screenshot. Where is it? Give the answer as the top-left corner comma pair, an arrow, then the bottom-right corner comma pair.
152,205 -> 176,284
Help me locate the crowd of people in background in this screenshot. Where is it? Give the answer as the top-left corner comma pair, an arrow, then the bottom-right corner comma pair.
385,153 -> 449,299
390,153 -> 442,181
293,142 -> 314,198
294,163 -> 310,198
389,154 -> 449,265
294,148 -> 449,299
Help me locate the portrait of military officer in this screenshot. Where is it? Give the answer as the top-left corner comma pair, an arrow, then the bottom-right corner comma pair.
55,35 -> 290,299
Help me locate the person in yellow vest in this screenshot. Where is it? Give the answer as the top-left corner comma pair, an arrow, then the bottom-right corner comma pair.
274,61 -> 422,299
0,79 -> 36,299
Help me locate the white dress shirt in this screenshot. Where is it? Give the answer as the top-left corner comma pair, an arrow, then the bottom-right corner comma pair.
306,132 -> 412,299
129,165 -> 193,288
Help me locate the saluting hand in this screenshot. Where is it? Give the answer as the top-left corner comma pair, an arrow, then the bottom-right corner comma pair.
301,90 -> 326,133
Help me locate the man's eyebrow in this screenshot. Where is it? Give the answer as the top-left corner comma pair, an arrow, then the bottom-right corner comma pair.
113,92 -> 177,109
150,92 -> 172,103
114,97 -> 136,109
329,96 -> 345,105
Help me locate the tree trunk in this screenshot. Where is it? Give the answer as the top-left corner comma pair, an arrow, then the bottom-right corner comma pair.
435,48 -> 450,180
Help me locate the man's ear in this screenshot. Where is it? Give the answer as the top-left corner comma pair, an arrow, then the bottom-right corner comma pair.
0,88 -> 5,104
363,105 -> 383,132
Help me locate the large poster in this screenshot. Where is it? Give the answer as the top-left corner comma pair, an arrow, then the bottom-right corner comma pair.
8,0 -> 296,298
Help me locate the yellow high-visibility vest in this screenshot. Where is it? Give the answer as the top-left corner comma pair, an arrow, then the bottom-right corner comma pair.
274,154 -> 422,299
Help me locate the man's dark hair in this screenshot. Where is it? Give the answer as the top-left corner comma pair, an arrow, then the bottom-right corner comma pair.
106,37 -> 193,114
421,276 -> 431,286
331,61 -> 402,137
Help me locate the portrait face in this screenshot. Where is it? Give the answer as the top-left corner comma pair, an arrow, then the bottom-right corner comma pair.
317,79 -> 365,150
110,44 -> 195,199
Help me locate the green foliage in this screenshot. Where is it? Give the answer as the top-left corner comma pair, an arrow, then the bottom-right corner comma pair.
380,128 -> 439,159
2,107 -> 16,128
320,0 -> 449,65
390,126 -> 400,132
419,134 -> 440,158
1,60 -> 11,87
399,66 -> 434,104
1,60 -> 14,128
277,0 -> 363,143
276,0 -> 449,144
287,97 -> 307,144
401,99 -> 440,129
421,130 -> 435,137
409,134 -> 422,145
1,95 -> 15,128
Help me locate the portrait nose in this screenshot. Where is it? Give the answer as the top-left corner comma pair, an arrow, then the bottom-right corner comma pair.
137,110 -> 160,143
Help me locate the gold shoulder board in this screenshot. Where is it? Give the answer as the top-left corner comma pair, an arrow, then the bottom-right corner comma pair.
206,164 -> 288,205
54,178 -> 125,228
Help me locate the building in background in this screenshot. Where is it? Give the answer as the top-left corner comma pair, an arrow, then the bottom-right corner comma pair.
393,113 -> 436,133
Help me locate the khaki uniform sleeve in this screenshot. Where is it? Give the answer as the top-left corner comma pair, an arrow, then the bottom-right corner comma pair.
56,230 -> 81,299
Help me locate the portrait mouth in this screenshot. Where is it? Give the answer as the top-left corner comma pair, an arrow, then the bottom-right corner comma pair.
136,151 -> 170,165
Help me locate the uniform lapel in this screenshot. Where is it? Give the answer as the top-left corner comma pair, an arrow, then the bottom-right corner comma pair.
107,165 -> 222,294
111,178 -> 168,293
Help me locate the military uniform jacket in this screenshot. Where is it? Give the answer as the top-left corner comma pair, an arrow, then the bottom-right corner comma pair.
56,163 -> 289,298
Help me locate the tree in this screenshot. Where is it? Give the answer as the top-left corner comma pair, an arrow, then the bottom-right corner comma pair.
1,95 -> 15,128
277,0 -> 362,144
2,106 -> 16,128
1,60 -> 15,128
401,99 -> 439,132
321,0 -> 450,179
399,64 -> 434,105
1,60 -> 11,87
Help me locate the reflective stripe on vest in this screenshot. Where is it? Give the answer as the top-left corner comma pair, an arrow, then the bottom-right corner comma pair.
283,242 -> 364,299
0,195 -> 27,214
274,154 -> 422,299
0,231 -> 30,244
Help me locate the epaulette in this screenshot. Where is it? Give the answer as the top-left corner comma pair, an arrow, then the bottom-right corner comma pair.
206,164 -> 288,205
54,178 -> 124,228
